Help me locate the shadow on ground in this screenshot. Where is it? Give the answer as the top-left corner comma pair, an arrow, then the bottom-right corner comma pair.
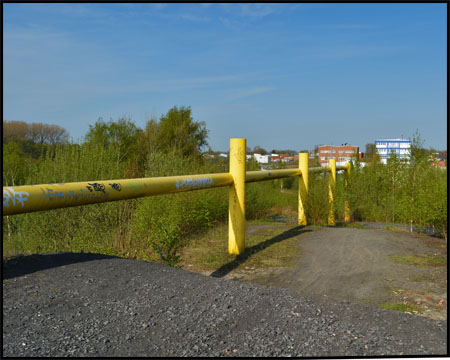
2,253 -> 117,280
210,225 -> 311,278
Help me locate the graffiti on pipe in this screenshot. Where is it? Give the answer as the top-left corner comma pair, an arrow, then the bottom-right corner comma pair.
176,177 -> 214,191
86,183 -> 106,193
109,183 -> 122,192
41,187 -> 110,202
3,187 -> 30,208
41,188 -> 65,200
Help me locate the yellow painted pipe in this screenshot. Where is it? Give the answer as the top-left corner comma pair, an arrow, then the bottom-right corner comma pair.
310,166 -> 329,173
298,153 -> 308,225
3,172 -> 233,216
344,162 -> 351,222
245,169 -> 301,183
228,138 -> 246,255
328,158 -> 336,226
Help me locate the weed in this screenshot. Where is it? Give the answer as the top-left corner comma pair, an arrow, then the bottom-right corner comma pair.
380,302 -> 424,313
382,225 -> 409,232
389,254 -> 446,267
411,274 -> 437,282
336,222 -> 369,229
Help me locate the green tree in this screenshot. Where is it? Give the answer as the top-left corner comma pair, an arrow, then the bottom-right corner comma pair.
156,106 -> 208,157
3,141 -> 27,186
84,116 -> 143,176
3,121 -> 28,143
253,145 -> 268,155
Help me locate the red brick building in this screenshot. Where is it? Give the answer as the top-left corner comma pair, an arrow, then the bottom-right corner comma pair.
316,144 -> 359,167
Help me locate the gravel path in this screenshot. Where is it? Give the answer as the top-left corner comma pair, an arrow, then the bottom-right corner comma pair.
243,225 -> 447,320
2,253 -> 447,357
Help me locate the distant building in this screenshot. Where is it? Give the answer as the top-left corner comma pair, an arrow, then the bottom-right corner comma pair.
253,153 -> 270,164
271,154 -> 280,163
430,152 -> 447,169
375,139 -> 411,164
280,154 -> 294,163
316,144 -> 359,167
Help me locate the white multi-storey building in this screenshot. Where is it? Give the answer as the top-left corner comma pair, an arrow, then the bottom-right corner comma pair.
375,139 -> 411,164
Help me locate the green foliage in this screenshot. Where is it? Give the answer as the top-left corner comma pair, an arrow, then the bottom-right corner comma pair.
3,142 -> 27,186
347,134 -> 447,238
306,172 -> 330,225
156,106 -> 208,157
84,116 -> 143,177
380,303 -> 424,313
130,149 -> 229,266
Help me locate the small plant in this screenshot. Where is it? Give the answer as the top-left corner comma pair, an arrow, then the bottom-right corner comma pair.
151,222 -> 183,267
380,302 -> 424,313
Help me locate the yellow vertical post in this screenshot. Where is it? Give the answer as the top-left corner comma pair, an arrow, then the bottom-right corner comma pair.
328,158 -> 336,226
298,152 -> 308,225
344,162 -> 351,222
228,138 -> 246,255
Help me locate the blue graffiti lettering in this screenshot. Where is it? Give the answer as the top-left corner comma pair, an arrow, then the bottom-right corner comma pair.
175,177 -> 214,190
3,187 -> 30,208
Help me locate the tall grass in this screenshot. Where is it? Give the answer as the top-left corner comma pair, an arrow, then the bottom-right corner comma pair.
3,142 -> 133,257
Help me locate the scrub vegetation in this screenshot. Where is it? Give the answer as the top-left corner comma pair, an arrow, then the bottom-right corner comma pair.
347,132 -> 447,240
3,110 -> 447,267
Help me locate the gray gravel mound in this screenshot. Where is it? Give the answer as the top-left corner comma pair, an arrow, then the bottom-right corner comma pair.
2,253 -> 447,357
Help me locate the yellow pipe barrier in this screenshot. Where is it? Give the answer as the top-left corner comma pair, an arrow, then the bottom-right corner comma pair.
298,153 -> 308,225
3,137 -> 353,254
328,158 -> 336,226
228,138 -> 246,255
2,172 -> 233,216
245,169 -> 301,183
310,166 -> 329,173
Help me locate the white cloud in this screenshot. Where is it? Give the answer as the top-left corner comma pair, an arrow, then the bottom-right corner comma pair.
228,86 -> 275,100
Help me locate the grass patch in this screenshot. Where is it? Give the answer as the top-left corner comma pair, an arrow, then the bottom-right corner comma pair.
336,222 -> 369,229
382,225 -> 409,232
380,302 -> 424,313
410,274 -> 437,282
180,220 -> 307,272
389,254 -> 446,267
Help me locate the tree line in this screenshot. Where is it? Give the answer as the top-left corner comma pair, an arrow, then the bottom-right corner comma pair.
3,106 -> 209,186
3,121 -> 70,145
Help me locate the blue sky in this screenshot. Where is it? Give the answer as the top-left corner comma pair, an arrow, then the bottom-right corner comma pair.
3,3 -> 447,152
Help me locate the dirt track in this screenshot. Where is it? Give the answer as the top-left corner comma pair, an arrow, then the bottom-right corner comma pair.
209,223 -> 447,321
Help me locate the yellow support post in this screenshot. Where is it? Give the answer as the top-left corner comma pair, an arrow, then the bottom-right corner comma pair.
298,152 -> 308,225
328,158 -> 336,226
344,162 -> 351,222
228,138 -> 246,255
